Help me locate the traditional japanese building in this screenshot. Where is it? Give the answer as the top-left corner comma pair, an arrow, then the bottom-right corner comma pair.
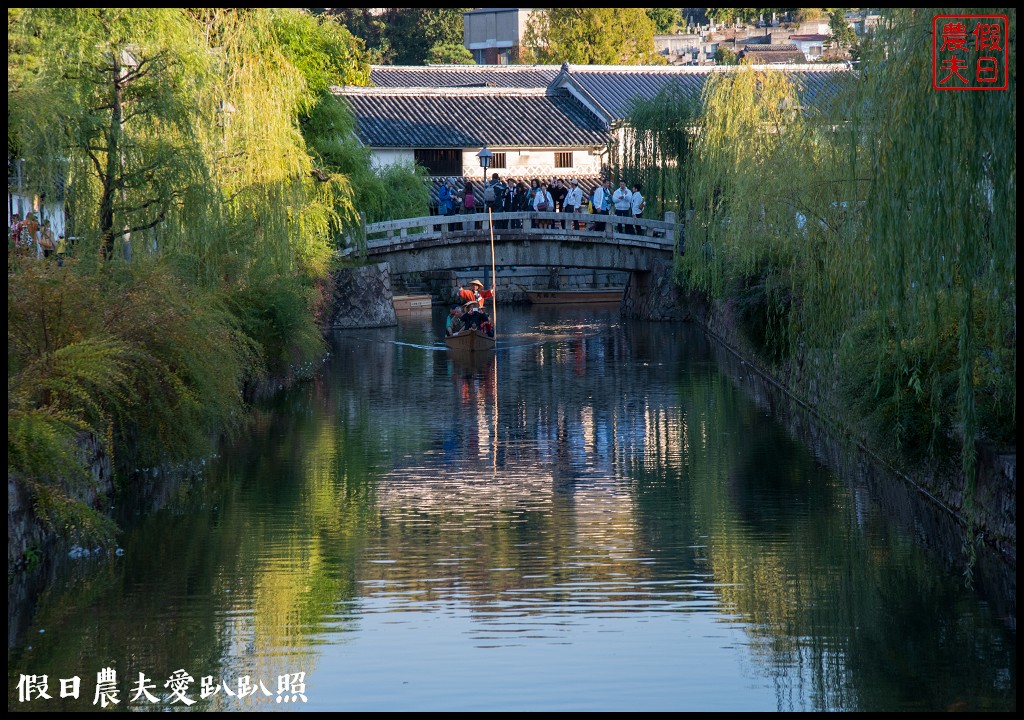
332,62 -> 853,208
333,85 -> 609,185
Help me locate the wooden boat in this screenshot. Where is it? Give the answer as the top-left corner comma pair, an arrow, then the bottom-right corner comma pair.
392,294 -> 433,312
446,348 -> 496,370
444,328 -> 495,352
525,288 -> 624,304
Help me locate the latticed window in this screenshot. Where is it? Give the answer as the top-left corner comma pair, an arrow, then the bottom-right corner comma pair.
555,152 -> 574,168
492,152 -> 507,169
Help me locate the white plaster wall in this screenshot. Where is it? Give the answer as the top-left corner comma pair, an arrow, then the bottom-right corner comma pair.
370,149 -> 416,170
462,149 -> 603,180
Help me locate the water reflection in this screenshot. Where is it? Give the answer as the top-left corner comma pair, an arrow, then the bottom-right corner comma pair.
7,306 -> 1015,712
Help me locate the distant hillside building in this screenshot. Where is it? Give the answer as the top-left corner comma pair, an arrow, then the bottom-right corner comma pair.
462,8 -> 538,65
787,34 -> 832,61
737,43 -> 807,64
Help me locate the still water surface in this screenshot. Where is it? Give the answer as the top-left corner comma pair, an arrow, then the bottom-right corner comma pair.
8,306 -> 1015,711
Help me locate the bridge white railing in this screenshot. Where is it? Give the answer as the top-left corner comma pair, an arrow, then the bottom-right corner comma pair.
341,211 -> 682,256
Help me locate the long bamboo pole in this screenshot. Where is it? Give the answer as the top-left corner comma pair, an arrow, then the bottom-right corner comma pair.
488,208 -> 497,335
489,208 -> 498,472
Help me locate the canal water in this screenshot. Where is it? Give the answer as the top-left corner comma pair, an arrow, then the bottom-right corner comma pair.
7,305 -> 1015,711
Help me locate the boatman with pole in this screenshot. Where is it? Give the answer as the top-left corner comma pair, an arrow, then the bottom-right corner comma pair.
457,279 -> 494,309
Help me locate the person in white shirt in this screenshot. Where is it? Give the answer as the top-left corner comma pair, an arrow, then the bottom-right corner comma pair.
590,179 -> 611,231
612,180 -> 633,234
533,182 -> 555,228
563,179 -> 583,230
629,183 -> 646,235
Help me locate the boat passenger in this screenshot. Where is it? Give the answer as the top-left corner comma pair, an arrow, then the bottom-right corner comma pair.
445,304 -> 464,336
462,303 -> 490,332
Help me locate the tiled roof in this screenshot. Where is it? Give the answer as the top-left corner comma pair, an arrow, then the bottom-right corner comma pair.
555,64 -> 853,122
332,86 -> 609,149
370,65 -> 560,89
738,45 -> 808,64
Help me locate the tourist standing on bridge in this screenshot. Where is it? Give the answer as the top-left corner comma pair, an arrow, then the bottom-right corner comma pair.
612,180 -> 633,235
526,179 -> 540,229
499,179 -> 515,229
511,182 -> 529,229
488,173 -> 509,229
440,178 -> 459,231
533,182 -> 555,229
563,179 -> 583,230
438,178 -> 455,217
550,178 -> 567,228
630,182 -> 646,236
463,182 -> 480,230
591,179 -> 611,231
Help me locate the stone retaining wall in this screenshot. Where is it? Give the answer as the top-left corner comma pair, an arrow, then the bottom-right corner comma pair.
686,292 -> 1016,565
330,262 -> 397,328
8,433 -> 113,573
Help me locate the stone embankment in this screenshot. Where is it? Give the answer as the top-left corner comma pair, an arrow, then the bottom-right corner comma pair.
682,291 -> 1015,565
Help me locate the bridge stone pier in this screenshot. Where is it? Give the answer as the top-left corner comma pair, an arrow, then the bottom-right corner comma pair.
338,210 -> 686,323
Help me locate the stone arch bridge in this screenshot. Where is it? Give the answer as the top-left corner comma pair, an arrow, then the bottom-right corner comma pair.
340,210 -> 684,319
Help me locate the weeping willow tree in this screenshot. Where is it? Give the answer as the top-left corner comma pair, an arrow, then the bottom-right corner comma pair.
8,8 -> 212,263
849,9 -> 1015,562
639,11 -> 1014,570
613,84 -> 699,219
7,9 -> 375,547
678,67 -> 863,362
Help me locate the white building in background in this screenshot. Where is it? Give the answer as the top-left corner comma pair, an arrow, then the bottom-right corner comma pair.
8,160 -> 67,238
788,34 -> 833,61
333,84 -> 607,184
462,8 -> 538,65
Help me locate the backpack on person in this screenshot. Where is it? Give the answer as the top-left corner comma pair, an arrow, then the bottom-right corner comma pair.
483,183 -> 496,204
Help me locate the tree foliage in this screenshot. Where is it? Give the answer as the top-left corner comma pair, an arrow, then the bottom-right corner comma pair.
827,8 -> 857,48
8,9 -> 210,260
851,7 -> 1015,501
7,8 -> 386,546
270,9 -> 371,104
523,9 -> 666,65
715,47 -> 739,65
648,8 -> 684,34
628,7 -> 1015,564
328,8 -> 470,66
429,42 -> 476,65
613,84 -> 700,219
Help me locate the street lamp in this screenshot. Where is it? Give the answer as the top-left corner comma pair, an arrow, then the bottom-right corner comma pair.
476,145 -> 493,193
475,145 -> 497,325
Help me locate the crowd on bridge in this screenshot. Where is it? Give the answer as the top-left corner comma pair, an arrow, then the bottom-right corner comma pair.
436,174 -> 646,236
